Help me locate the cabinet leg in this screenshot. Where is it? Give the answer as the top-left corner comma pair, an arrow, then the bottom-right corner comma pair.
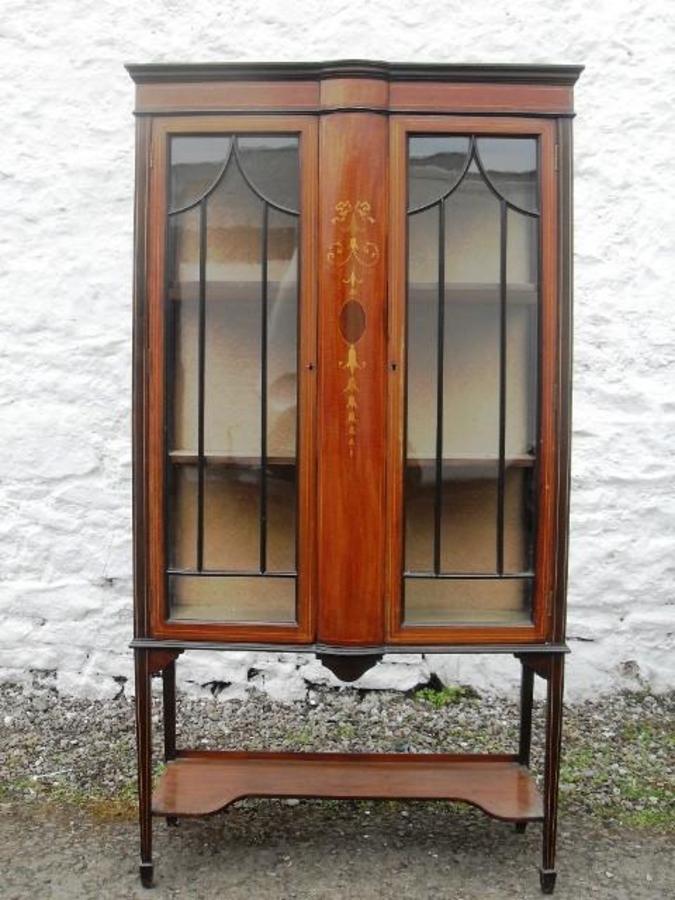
518,660 -> 535,767
515,658 -> 535,833
540,655 -> 564,894
162,660 -> 179,828
135,649 -> 154,888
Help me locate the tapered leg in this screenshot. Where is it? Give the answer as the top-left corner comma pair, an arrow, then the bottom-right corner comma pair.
135,649 -> 154,888
162,661 -> 178,827
540,655 -> 564,894
515,659 -> 535,833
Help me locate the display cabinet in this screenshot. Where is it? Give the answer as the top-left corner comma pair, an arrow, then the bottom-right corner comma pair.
127,60 -> 581,893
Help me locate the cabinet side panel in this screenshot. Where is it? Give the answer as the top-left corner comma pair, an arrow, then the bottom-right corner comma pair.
553,118 -> 574,643
317,113 -> 388,645
133,117 -> 152,639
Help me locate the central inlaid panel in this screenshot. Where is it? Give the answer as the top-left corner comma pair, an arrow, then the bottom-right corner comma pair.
316,111 -> 389,645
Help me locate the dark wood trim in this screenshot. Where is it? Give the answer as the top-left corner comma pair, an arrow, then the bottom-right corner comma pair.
126,60 -> 583,86
131,638 -> 569,655
135,108 -> 576,119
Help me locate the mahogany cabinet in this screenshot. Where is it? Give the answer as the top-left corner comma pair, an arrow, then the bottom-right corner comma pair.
127,60 -> 582,893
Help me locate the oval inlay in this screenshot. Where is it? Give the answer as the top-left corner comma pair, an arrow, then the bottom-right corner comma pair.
339,300 -> 366,344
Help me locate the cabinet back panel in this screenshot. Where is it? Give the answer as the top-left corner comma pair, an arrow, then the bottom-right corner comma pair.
405,466 -> 531,574
169,575 -> 296,624
404,578 -> 531,626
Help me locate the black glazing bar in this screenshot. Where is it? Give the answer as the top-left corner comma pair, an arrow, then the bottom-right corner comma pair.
168,569 -> 296,578
196,201 -> 207,572
405,572 -> 534,580
433,200 -> 446,576
259,202 -> 269,575
496,201 -> 508,576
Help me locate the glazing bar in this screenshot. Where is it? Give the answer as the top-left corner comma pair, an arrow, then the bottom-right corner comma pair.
260,202 -> 269,574
196,201 -> 207,571
433,200 -> 445,575
496,201 -> 508,575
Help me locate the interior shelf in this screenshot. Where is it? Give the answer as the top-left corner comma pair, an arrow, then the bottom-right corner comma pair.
169,281 -> 296,303
167,452 -> 534,468
408,282 -> 537,304
169,451 -> 295,467
169,282 -> 536,305
152,751 -> 543,822
407,455 -> 535,468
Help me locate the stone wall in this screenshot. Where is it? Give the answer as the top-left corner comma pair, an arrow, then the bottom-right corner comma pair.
1,0 -> 673,700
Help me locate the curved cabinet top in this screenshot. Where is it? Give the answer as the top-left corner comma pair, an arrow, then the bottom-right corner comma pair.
126,59 -> 583,117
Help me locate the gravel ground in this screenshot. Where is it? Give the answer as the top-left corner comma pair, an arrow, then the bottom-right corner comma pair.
1,682 -> 673,898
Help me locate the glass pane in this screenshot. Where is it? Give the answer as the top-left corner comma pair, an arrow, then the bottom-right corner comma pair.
168,209 -> 199,452
442,167 -> 501,572
169,575 -> 296,623
506,212 -> 538,457
266,465 -> 296,571
170,136 -> 232,212
404,578 -> 532,625
204,161 -> 262,456
408,136 -> 471,211
237,136 -> 300,212
267,209 -> 298,460
405,464 -> 531,575
476,137 -> 538,214
203,466 -> 260,570
404,133 -> 540,625
406,206 -> 438,461
168,464 -> 197,570
166,134 -> 300,624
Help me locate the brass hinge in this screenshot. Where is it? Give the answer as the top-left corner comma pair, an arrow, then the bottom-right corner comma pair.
554,144 -> 559,171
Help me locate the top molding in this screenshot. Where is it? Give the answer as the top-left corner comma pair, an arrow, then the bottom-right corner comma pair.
125,59 -> 584,87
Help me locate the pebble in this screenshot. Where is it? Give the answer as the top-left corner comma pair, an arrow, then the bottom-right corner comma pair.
0,682 -> 671,832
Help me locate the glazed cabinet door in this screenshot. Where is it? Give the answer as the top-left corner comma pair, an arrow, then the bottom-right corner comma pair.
387,117 -> 559,644
145,117 -> 318,641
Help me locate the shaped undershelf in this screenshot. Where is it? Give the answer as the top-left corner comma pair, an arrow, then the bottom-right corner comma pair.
152,751 -> 543,823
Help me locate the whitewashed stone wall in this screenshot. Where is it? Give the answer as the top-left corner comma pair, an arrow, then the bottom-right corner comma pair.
1,0 -> 673,701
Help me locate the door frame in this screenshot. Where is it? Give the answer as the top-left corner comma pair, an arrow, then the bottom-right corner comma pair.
143,115 -> 319,642
385,115 -> 559,645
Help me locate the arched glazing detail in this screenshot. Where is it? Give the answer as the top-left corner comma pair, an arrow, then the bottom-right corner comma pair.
408,136 -> 472,213
166,133 -> 300,625
407,135 -> 538,218
404,133 -> 540,628
169,135 -> 299,216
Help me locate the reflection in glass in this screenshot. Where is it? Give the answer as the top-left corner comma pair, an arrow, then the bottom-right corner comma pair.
166,134 -> 299,624
170,137 -> 232,212
169,209 -> 200,451
404,133 -> 540,626
476,137 -> 538,214
236,136 -> 300,212
408,136 -> 471,211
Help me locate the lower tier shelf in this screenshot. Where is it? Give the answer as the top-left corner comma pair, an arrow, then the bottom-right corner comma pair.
152,751 -> 543,823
